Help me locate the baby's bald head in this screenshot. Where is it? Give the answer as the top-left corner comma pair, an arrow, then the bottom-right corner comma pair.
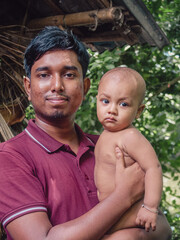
99,67 -> 146,105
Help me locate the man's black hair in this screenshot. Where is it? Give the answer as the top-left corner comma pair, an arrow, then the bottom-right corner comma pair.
24,26 -> 89,78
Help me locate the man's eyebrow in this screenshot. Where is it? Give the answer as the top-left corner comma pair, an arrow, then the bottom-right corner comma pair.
35,66 -> 79,73
64,66 -> 78,71
35,66 -> 49,72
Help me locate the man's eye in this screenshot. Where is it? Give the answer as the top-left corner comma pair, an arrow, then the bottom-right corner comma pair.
120,102 -> 128,107
102,99 -> 109,104
39,73 -> 49,78
65,73 -> 75,78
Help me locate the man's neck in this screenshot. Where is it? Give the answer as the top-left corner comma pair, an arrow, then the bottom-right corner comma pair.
35,117 -> 80,154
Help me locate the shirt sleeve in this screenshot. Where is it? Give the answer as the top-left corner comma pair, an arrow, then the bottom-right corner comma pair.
0,150 -> 47,227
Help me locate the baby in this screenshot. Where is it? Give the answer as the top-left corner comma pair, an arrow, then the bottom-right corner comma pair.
94,67 -> 162,233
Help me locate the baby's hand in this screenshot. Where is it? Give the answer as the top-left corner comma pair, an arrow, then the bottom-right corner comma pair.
136,205 -> 158,232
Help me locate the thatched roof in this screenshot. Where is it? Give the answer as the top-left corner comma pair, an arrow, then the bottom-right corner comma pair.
0,26 -> 36,126
0,0 -> 169,126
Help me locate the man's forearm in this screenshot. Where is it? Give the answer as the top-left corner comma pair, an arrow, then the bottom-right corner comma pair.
7,189 -> 132,240
47,190 -> 132,240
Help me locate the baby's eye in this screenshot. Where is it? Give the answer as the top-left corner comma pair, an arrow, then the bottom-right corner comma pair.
102,99 -> 109,104
120,102 -> 128,107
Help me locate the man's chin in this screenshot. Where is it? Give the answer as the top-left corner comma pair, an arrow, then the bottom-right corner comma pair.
37,111 -> 66,122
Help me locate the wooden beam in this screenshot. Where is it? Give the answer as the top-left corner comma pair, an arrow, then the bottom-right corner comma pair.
28,7 -> 123,29
97,0 -> 111,8
80,28 -> 139,45
43,0 -> 64,14
81,35 -> 136,45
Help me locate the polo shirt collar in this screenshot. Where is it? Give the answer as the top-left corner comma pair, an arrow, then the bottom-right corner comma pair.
25,119 -> 95,153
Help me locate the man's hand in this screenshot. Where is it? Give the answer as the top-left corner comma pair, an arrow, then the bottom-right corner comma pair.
114,147 -> 145,205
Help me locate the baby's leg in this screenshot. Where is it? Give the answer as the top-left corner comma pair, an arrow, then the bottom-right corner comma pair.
107,199 -> 143,233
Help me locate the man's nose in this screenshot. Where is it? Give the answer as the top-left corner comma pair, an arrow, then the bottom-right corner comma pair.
51,74 -> 64,92
108,104 -> 118,115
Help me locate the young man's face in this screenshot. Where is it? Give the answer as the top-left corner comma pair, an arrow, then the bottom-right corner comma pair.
24,50 -> 89,124
96,70 -> 144,132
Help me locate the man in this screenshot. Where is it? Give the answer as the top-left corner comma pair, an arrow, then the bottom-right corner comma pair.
0,26 -> 171,240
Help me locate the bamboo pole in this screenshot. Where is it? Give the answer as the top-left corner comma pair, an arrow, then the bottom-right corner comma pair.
28,7 -> 123,29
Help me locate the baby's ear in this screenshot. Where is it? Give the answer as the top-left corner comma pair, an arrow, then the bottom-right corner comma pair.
136,104 -> 145,119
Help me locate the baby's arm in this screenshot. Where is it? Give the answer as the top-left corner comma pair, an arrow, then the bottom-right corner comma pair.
122,128 -> 163,231
135,160 -> 162,231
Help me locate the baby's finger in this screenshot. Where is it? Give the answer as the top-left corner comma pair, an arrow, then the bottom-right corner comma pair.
135,217 -> 141,226
140,219 -> 145,227
151,222 -> 156,231
145,222 -> 150,232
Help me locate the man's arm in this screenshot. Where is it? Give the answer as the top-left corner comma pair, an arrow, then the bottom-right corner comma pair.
102,211 -> 172,240
6,150 -> 144,240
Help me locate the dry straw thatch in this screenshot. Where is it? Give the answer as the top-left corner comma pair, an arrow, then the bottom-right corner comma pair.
0,25 -> 37,126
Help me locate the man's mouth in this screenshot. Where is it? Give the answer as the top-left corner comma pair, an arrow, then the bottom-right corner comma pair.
46,94 -> 69,103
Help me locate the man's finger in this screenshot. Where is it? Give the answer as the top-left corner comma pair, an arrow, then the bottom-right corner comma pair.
115,147 -> 125,170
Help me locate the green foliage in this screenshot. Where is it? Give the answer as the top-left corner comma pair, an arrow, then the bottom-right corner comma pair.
25,103 -> 35,120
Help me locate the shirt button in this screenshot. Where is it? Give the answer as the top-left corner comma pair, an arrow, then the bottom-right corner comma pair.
85,174 -> 89,180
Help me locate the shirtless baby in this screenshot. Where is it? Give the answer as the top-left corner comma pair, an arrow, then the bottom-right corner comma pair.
94,67 -> 163,233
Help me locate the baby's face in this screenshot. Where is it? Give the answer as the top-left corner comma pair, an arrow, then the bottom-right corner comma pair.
96,70 -> 144,131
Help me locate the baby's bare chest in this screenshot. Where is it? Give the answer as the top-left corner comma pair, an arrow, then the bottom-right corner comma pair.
95,131 -> 135,167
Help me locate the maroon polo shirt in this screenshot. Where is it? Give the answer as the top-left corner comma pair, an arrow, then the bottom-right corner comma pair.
0,119 -> 99,239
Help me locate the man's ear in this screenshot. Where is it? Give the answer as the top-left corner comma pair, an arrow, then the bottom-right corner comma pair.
136,104 -> 145,119
24,76 -> 31,101
83,77 -> 90,99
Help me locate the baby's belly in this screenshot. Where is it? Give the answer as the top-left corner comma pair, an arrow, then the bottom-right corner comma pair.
96,155 -> 135,202
96,165 -> 116,201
